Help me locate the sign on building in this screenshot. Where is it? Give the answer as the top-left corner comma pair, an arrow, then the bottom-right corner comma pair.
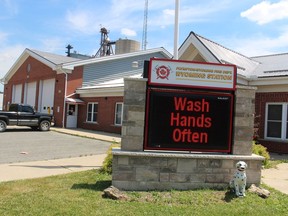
144,59 -> 237,153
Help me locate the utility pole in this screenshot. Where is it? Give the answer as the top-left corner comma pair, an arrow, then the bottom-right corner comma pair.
174,0 -> 180,60
142,0 -> 148,50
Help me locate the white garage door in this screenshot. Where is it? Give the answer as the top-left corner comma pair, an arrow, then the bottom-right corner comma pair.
38,79 -> 55,114
12,84 -> 22,103
24,82 -> 37,107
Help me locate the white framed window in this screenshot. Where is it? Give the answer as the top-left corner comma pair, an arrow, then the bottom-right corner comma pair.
114,103 -> 123,126
87,103 -> 98,123
265,103 -> 288,140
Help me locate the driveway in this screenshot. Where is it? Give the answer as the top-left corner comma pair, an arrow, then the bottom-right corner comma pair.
0,127 -> 111,164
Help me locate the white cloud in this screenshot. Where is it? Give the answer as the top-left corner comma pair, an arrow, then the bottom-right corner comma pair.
0,0 -> 18,19
121,28 -> 137,37
0,45 -> 25,79
65,10 -> 98,34
241,0 -> 288,25
40,37 -> 66,53
223,28 -> 288,56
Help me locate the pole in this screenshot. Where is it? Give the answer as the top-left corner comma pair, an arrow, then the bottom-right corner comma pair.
174,0 -> 180,60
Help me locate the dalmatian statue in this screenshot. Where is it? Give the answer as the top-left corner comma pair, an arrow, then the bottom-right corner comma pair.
230,161 -> 247,197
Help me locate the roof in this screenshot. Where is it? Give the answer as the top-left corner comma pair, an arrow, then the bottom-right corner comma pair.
179,31 -> 288,82
62,47 -> 172,70
29,49 -> 80,65
1,49 -> 80,83
251,53 -> 288,78
179,32 -> 260,77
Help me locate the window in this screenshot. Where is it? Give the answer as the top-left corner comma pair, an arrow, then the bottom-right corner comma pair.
114,103 -> 123,125
87,103 -> 98,123
265,103 -> 288,140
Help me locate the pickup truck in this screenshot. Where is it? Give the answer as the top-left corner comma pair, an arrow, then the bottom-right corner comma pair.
0,103 -> 54,132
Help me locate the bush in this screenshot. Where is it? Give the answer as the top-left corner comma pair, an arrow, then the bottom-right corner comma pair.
252,142 -> 270,167
99,142 -> 120,174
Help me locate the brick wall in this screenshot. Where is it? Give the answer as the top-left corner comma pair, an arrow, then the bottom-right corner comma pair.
78,96 -> 122,134
255,92 -> 288,153
3,57 -> 83,127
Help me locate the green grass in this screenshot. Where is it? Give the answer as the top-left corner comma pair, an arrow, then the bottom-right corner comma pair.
1,170 -> 288,216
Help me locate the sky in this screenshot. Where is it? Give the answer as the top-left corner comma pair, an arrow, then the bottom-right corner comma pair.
1,0 -> 288,91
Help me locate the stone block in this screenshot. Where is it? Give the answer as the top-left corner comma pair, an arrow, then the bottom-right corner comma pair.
150,157 -> 168,167
170,173 -> 190,183
130,157 -> 150,166
124,78 -> 147,92
206,174 -> 224,183
190,174 -> 206,182
126,125 -> 144,137
177,159 -> 197,172
160,173 -> 170,182
112,171 -> 135,181
118,156 -> 129,165
136,167 -> 159,181
121,136 -> 143,151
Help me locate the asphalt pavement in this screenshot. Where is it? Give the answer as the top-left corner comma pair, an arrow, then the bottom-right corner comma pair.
0,127 -> 287,196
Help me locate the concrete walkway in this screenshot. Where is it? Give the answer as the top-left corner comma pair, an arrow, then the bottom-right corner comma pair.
1,127 -> 288,196
261,155 -> 288,195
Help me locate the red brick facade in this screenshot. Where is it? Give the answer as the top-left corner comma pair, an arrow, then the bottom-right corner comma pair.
3,57 -> 83,128
77,96 -> 122,134
255,92 -> 288,153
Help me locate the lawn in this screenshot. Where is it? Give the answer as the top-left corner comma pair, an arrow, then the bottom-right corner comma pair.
0,169 -> 287,216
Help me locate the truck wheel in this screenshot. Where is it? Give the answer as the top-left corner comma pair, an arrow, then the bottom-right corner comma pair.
0,120 -> 7,132
39,120 -> 51,131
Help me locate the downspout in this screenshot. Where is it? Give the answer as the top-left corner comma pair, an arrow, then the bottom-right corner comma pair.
62,72 -> 68,128
56,66 -> 68,128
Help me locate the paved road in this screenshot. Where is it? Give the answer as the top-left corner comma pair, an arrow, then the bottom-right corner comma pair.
0,127 -> 111,164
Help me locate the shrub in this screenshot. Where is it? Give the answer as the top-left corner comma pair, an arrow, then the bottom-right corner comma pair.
99,142 -> 120,174
252,142 -> 270,167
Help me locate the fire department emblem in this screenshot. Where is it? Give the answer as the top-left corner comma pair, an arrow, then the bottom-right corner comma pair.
155,65 -> 171,80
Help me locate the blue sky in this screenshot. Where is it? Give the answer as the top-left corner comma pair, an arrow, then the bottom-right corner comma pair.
1,0 -> 288,91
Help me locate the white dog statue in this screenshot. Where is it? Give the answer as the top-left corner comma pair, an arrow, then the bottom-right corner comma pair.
230,161 -> 247,197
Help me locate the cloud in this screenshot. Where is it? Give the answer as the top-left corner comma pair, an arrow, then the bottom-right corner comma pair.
121,28 -> 137,37
65,10 -> 98,34
241,0 -> 288,25
0,0 -> 18,19
223,28 -> 288,56
0,45 -> 25,80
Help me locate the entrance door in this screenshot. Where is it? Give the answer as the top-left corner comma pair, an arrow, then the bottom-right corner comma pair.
66,104 -> 78,128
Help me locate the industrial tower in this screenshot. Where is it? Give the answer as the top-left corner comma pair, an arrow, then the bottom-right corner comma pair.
142,0 -> 148,50
94,27 -> 116,57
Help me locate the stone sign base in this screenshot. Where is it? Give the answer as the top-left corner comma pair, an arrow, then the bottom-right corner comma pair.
112,149 -> 264,191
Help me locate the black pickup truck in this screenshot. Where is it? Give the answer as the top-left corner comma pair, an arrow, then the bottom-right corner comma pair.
0,103 -> 54,132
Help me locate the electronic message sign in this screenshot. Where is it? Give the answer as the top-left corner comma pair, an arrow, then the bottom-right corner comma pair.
144,58 -> 236,153
144,89 -> 234,152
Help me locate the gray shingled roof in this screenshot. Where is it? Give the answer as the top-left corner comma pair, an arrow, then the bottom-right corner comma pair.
29,49 -> 81,65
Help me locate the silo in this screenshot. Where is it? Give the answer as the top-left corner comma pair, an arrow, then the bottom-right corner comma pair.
115,39 -> 140,55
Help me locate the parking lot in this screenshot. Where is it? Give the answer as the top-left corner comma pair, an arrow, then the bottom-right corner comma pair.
0,127 -> 112,164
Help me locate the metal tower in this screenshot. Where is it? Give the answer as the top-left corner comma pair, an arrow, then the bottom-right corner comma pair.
94,27 -> 115,57
142,0 -> 148,50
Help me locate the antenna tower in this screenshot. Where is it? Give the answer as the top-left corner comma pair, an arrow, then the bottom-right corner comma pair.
142,0 -> 148,50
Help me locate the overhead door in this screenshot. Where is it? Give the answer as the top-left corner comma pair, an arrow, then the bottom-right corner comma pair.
12,84 -> 22,103
24,82 -> 37,107
38,79 -> 55,114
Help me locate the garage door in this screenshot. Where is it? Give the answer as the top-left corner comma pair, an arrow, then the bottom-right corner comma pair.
24,82 -> 37,107
38,79 -> 55,114
12,84 -> 22,103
